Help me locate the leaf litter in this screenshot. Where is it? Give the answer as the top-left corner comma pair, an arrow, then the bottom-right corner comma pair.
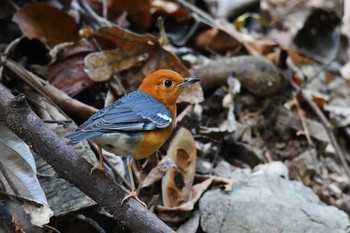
1,0 -> 350,232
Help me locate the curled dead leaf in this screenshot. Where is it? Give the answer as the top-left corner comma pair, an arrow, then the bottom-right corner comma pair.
156,175 -> 233,226
162,127 -> 196,207
140,156 -> 176,189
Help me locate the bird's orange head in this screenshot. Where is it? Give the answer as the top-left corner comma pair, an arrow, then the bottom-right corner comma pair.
138,69 -> 200,106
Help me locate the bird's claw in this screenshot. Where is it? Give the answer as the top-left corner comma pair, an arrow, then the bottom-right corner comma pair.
121,190 -> 147,207
90,166 -> 106,175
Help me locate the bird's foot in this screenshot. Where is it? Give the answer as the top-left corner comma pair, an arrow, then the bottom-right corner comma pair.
90,166 -> 106,175
121,190 -> 147,207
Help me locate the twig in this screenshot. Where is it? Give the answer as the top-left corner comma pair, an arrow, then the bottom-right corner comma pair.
293,97 -> 314,145
43,224 -> 61,233
294,50 -> 338,96
101,0 -> 108,19
76,214 -> 106,233
80,1 -> 112,27
4,59 -> 98,119
176,104 -> 193,123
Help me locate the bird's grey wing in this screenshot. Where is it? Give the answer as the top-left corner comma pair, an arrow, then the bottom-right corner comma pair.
66,91 -> 172,142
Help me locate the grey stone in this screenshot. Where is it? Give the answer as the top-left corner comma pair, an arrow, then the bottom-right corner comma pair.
199,162 -> 350,233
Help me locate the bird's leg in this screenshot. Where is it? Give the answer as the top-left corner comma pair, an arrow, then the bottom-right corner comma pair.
121,155 -> 146,207
90,144 -> 106,175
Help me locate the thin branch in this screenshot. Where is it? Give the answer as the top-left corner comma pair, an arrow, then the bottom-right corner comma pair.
4,58 -> 98,119
293,97 -> 314,145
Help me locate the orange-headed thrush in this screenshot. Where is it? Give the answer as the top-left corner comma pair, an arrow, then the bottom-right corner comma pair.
66,69 -> 200,206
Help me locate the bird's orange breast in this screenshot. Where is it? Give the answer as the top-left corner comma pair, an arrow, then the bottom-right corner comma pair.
134,124 -> 174,160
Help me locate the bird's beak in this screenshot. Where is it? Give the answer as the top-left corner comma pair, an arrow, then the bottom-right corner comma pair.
176,76 -> 200,87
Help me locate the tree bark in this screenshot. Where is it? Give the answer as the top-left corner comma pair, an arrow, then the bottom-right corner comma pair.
0,84 -> 174,233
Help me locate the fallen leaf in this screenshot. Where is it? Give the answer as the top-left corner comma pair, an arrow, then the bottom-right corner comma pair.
140,156 -> 176,189
288,49 -> 315,65
243,39 -> 278,56
156,175 -> 233,225
12,2 -> 79,47
1,193 -> 52,232
275,106 -> 330,142
46,37 -> 115,96
194,28 -> 242,55
109,0 -> 152,31
84,50 -> 148,82
0,123 -> 53,227
0,124 -> 46,204
91,26 -> 203,103
162,127 -> 197,207
87,0 -> 152,31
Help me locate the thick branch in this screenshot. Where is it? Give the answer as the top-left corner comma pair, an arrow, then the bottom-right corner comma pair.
0,84 -> 174,233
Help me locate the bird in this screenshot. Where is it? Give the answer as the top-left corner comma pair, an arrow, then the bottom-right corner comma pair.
66,69 -> 200,206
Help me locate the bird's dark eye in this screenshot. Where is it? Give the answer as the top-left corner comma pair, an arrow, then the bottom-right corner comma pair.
164,80 -> 173,87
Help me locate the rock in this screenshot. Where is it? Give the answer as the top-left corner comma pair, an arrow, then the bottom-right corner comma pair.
192,56 -> 281,97
231,56 -> 281,97
199,162 -> 350,233
253,161 -> 289,179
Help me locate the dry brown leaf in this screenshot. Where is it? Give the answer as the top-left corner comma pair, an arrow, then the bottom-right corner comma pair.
12,3 -> 79,47
87,0 -> 152,31
156,175 -> 233,225
162,127 -> 197,207
84,50 -> 148,82
92,26 -> 203,103
48,25 -> 203,101
140,156 -> 176,189
312,95 -> 326,108
193,28 -> 242,55
46,38 -> 115,96
156,126 -> 233,225
109,0 -> 152,31
208,175 -> 234,192
158,175 -> 233,211
47,55 -> 93,96
288,49 -> 315,65
244,39 -> 279,56
156,178 -> 212,225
